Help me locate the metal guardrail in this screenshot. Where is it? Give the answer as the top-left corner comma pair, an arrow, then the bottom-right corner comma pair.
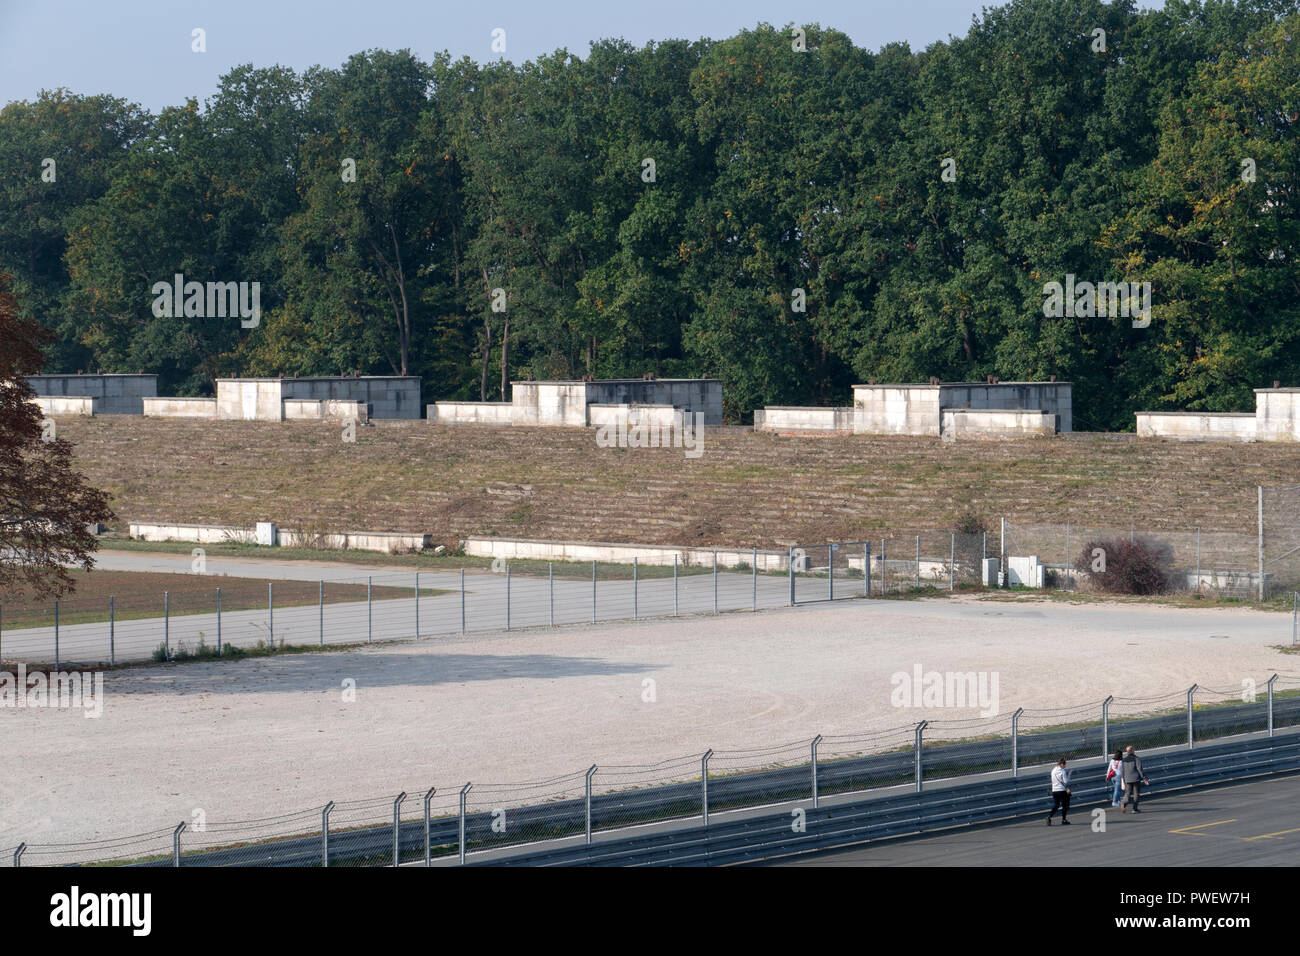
478,731 -> 1300,867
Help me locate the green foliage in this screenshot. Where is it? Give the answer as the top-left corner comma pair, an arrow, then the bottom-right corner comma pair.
1,1 -> 1298,424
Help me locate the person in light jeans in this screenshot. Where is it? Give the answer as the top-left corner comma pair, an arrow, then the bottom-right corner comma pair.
1106,750 -> 1124,807
1120,746 -> 1150,813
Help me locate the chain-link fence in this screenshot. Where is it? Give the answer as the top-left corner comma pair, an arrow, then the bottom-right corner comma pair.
1263,484 -> 1300,596
0,554 -> 797,667
9,672 -> 1298,867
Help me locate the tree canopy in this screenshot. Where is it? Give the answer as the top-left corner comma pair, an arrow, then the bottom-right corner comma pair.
1,0 -> 1297,428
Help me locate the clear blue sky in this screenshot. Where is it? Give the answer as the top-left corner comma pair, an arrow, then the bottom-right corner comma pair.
1,0 -> 1162,111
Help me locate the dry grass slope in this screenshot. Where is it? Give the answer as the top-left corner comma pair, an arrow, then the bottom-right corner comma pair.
60,418 -> 1300,549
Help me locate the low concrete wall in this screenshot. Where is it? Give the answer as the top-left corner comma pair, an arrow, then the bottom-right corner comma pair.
852,384 -> 942,436
217,377 -> 420,420
852,382 -> 1072,436
941,409 -> 1057,441
142,397 -> 217,418
26,374 -> 156,414
509,382 -> 590,426
283,399 -> 369,423
279,529 -> 428,553
129,522 -> 254,544
754,407 -> 855,434
1135,412 -> 1257,442
429,402 -> 516,425
586,404 -> 681,428
33,396 -> 97,416
464,536 -> 787,571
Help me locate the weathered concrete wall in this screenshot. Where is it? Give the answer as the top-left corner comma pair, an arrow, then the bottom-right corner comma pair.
941,409 -> 1057,441
142,397 -> 217,418
279,529 -> 428,552
852,385 -> 942,435
586,403 -> 682,428
509,382 -> 590,426
1135,411 -> 1257,442
464,535 -> 787,571
282,399 -> 369,423
938,383 -> 1073,432
754,407 -> 855,434
1255,389 -> 1300,441
216,379 -> 284,420
33,395 -> 97,416
853,382 -> 1072,436
583,379 -> 723,426
429,402 -> 516,425
129,522 -> 255,544
26,374 -> 156,414
280,377 -> 420,419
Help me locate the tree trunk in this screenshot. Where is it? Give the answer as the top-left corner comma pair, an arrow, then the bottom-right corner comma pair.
500,316 -> 509,401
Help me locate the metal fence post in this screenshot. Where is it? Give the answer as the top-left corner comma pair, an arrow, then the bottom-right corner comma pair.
828,543 -> 835,601
172,822 -> 185,867
1196,528 -> 1202,593
548,563 -> 554,627
864,541 -> 871,597
216,587 -> 221,654
675,554 -> 680,616
914,721 -> 927,793
321,801 -> 334,867
713,552 -> 718,613
1064,520 -> 1070,591
505,564 -> 511,631
13,843 -> 24,868
1268,674 -> 1278,736
367,576 -> 372,643
915,535 -> 920,589
592,561 -> 597,623
950,533 -> 955,591
1258,485 -> 1264,601
1293,593 -> 1298,646
788,548 -> 795,605
109,596 -> 115,665
392,792 -> 406,867
585,764 -> 597,845
319,580 -> 324,647
633,558 -> 638,620
458,783 -> 472,864
268,582 -> 273,650
1011,708 -> 1023,778
460,569 -> 465,634
701,749 -> 713,826
1000,518 -> 1005,587
752,548 -> 757,611
1102,695 -> 1113,759
161,593 -> 166,660
811,734 -> 823,808
423,787 -> 436,866
414,573 -> 419,637
1186,684 -> 1197,748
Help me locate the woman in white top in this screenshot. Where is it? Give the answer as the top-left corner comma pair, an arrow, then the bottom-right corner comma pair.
1106,750 -> 1124,807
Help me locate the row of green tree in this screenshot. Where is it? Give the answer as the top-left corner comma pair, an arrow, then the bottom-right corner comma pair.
1,0 -> 1296,428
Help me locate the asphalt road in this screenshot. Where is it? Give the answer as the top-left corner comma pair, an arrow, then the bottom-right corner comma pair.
772,773 -> 1300,866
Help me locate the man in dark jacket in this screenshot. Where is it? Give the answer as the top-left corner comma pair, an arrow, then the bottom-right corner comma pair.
1120,746 -> 1150,813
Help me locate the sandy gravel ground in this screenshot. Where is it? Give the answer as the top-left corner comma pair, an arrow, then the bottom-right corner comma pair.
4,594 -> 1297,847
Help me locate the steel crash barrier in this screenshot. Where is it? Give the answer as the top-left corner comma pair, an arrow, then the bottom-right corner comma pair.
475,731 -> 1300,867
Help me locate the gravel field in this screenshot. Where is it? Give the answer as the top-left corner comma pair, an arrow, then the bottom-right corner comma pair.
4,594 -> 1297,847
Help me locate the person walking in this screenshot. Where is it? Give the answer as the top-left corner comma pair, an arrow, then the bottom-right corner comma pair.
1106,749 -> 1124,807
1046,757 -> 1072,825
1120,746 -> 1150,813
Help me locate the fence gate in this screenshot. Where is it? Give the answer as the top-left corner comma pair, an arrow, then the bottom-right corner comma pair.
789,542 -> 871,604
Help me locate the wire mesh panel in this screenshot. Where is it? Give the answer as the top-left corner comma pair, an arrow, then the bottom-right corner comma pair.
185,807 -> 324,867
1263,485 -> 1300,596
1018,702 -> 1106,765
815,726 -> 917,796
791,542 -> 870,603
589,755 -> 705,835
18,827 -> 177,867
463,771 -> 589,856
708,740 -> 816,813
923,714 -> 1015,779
